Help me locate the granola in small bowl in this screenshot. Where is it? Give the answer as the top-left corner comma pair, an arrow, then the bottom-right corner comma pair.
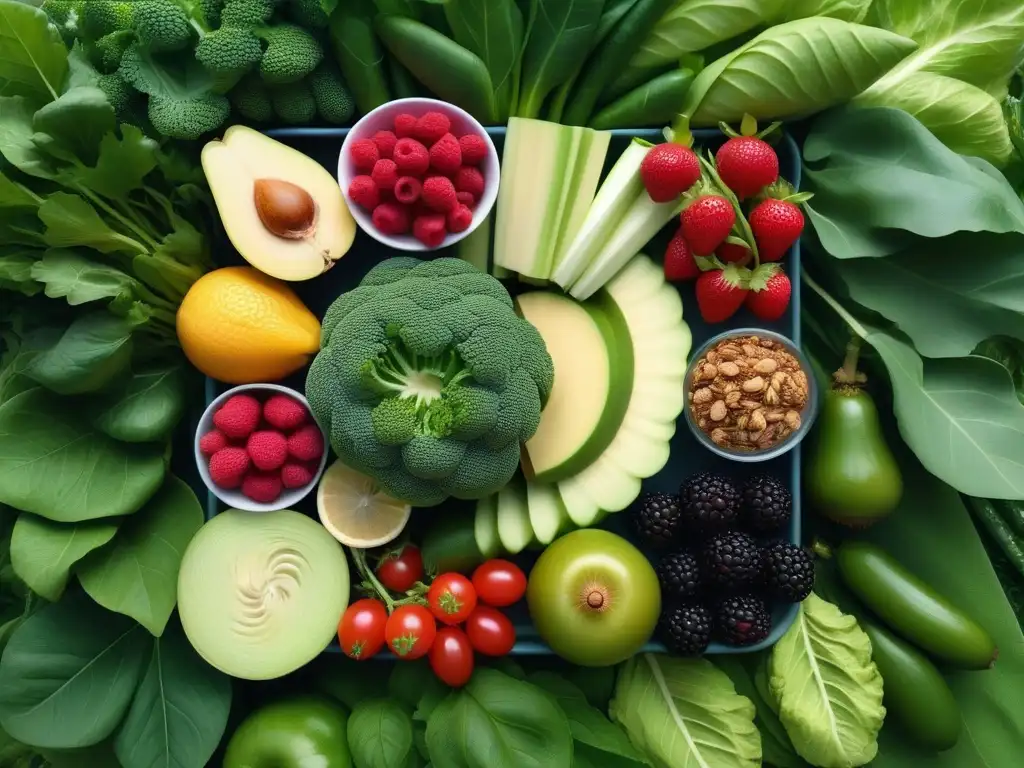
685,330 -> 818,461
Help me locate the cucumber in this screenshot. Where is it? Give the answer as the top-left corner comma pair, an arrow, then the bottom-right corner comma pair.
862,621 -> 961,752
473,495 -> 501,559
496,481 -> 533,554
836,541 -> 997,669
421,511 -> 486,574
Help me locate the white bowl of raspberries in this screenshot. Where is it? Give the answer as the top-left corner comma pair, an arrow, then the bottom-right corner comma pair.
338,97 -> 499,251
195,384 -> 329,512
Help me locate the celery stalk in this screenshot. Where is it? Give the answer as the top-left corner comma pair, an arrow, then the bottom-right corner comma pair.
551,139 -> 649,290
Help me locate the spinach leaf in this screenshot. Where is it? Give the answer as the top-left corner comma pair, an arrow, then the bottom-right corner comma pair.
25,312 -> 134,395
10,513 -> 119,602
389,660 -> 449,720
38,742 -> 122,768
680,17 -> 917,125
113,620 -> 232,768
30,250 -> 138,307
425,669 -> 573,768
38,193 -> 145,255
0,95 -> 56,179
516,0 -> 605,119
89,364 -> 186,443
975,337 -> 1024,405
311,656 -> 391,710
0,388 -> 166,522
562,664 -> 617,711
77,476 -> 203,636
0,590 -> 150,749
347,699 -> 415,768
33,86 -> 115,167
0,2 -> 68,100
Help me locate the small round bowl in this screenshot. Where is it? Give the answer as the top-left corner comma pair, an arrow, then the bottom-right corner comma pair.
337,97 -> 500,252
683,329 -> 819,463
195,383 -> 329,513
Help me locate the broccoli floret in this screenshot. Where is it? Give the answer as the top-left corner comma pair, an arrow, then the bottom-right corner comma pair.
256,24 -> 322,84
305,257 -> 554,508
229,73 -> 273,121
147,91 -> 228,138
270,80 -> 317,124
195,0 -> 224,26
287,0 -> 329,28
133,0 -> 193,51
195,25 -> 262,85
80,0 -> 136,38
309,64 -> 354,125
92,30 -> 135,72
42,0 -> 85,43
98,72 -> 133,114
220,0 -> 275,27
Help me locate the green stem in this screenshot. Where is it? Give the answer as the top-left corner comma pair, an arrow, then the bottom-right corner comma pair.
114,198 -> 160,245
350,548 -> 396,612
698,154 -> 760,267
76,186 -> 160,250
802,272 -> 870,339
836,337 -> 862,385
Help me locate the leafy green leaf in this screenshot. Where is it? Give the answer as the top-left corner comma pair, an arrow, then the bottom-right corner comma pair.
311,655 -> 390,710
681,17 -> 917,125
0,248 -> 36,290
32,86 -> 115,166
0,590 -> 150,749
10,514 -> 119,601
113,619 -> 232,768
348,699 -> 416,768
30,249 -> 137,306
77,476 -> 203,636
0,96 -> 56,179
0,1 -> 68,100
0,169 -> 37,208
26,312 -> 134,395
77,127 -> 160,200
610,654 -> 761,768
0,387 -> 166,522
389,660 -> 449,720
425,669 -> 573,768
38,741 -> 122,768
89,364 -> 186,443
38,193 -> 145,254
780,0 -> 871,22
769,594 -> 885,768
975,337 -> 1024,405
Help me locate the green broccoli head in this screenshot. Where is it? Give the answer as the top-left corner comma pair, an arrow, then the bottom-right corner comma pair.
309,64 -> 354,125
91,29 -> 135,72
79,0 -> 136,38
230,73 -> 273,121
270,80 -> 316,124
220,0 -> 274,27
41,0 -> 85,43
306,258 -> 554,507
194,26 -> 262,80
133,0 -> 193,51
287,0 -> 329,28
256,24 -> 323,84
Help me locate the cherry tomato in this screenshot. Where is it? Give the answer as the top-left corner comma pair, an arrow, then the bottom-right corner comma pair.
377,545 -> 424,593
385,604 -> 437,660
429,626 -> 475,687
465,605 -> 516,656
338,599 -> 388,660
427,573 -> 478,625
471,559 -> 527,607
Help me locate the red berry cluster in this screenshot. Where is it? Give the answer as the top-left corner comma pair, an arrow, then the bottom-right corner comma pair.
347,111 -> 488,248
200,393 -> 324,504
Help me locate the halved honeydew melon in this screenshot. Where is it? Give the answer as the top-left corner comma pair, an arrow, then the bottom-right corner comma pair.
526,480 -> 572,545
474,495 -> 501,559
496,481 -> 533,554
517,291 -> 634,484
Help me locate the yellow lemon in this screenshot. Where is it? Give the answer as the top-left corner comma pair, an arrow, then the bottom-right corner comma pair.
177,266 -> 321,384
317,459 -> 412,548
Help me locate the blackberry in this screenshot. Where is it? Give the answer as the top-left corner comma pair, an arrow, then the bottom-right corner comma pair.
632,492 -> 683,549
715,595 -> 771,646
679,472 -> 741,531
703,531 -> 762,592
763,541 -> 815,602
659,604 -> 712,656
741,474 -> 792,533
656,551 -> 703,600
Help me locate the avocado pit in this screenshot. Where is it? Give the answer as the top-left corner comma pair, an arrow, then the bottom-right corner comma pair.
254,178 -> 318,240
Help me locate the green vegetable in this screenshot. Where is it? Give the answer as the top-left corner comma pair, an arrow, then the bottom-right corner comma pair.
562,0 -> 676,126
836,540 -> 998,669
89,364 -> 186,443
375,16 -> 499,124
589,67 -> 698,130
966,497 -> 1024,579
420,510 -> 487,574
256,23 -> 323,84
862,620 -> 962,753
516,0 -> 605,119
230,72 -> 274,120
308,63 -> 355,125
769,594 -> 885,768
610,653 -> 761,768
386,56 -> 421,99
680,17 -> 917,125
781,0 -> 872,23
10,515 -> 118,602
328,0 -> 392,115
270,79 -> 317,124
305,257 -> 554,508
224,697 -> 352,768
347,699 -> 413,768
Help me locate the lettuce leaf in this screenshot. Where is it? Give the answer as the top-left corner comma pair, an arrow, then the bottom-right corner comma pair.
769,594 -> 885,768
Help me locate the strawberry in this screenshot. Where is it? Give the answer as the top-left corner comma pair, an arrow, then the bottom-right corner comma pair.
695,265 -> 749,323
680,195 -> 735,255
640,143 -> 701,203
750,198 -> 804,262
717,241 -> 751,266
745,264 -> 791,321
715,136 -> 779,199
663,231 -> 699,282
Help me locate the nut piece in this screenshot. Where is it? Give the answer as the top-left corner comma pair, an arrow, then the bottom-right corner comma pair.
742,376 -> 765,393
709,400 -> 728,422
718,361 -> 741,377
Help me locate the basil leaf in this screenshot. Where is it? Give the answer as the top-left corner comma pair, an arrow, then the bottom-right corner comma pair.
10,514 -> 119,602
348,699 -> 415,768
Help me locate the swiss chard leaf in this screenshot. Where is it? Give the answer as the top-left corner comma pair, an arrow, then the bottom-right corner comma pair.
0,1 -> 68,101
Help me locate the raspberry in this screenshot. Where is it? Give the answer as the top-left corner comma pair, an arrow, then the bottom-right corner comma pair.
393,138 -> 430,176
242,471 -> 282,504
246,430 -> 289,471
349,139 -> 379,173
373,130 -> 398,159
422,175 -> 457,212
288,424 -> 324,462
394,113 -> 417,138
458,134 -> 487,166
281,461 -> 316,489
371,159 -> 399,191
348,175 -> 380,210
208,447 -> 250,489
262,394 -> 308,431
372,202 -> 411,235
414,213 -> 448,248
454,166 -> 485,200
394,176 -> 422,204
447,204 -> 473,234
212,395 -> 261,439
456,191 -> 477,208
415,111 -> 451,145
199,429 -> 228,456
429,133 -> 462,175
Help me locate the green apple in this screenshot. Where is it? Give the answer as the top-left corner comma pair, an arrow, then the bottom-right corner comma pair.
223,697 -> 351,768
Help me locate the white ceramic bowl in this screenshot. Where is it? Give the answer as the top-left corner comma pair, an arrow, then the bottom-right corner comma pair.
337,97 -> 500,252
195,383 -> 329,512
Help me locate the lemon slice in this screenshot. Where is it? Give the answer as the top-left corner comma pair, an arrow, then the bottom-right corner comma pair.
317,459 -> 412,547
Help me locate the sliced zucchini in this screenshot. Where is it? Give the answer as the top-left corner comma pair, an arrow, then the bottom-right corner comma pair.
496,481 -> 533,554
474,495 -> 501,559
526,480 -> 571,545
